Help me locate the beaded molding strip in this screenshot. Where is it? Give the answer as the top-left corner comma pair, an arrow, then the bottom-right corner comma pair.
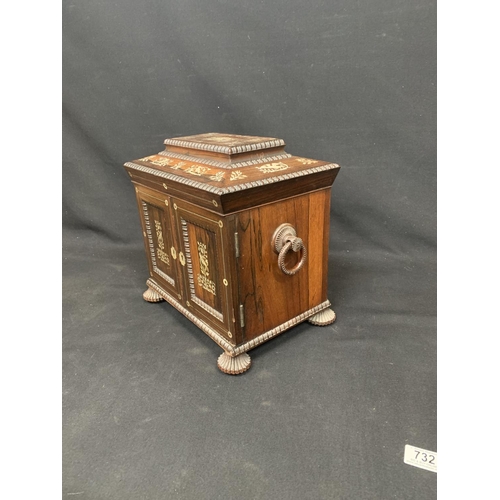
146,278 -> 330,356
147,278 -> 235,350
232,300 -> 331,356
158,150 -> 293,169
164,137 -> 285,155
125,161 -> 339,196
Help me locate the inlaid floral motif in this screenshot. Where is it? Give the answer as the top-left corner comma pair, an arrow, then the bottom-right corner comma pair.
170,161 -> 186,170
296,158 -> 318,165
196,241 -> 216,295
153,158 -> 173,166
154,220 -> 169,265
140,155 -> 173,167
209,171 -> 225,182
229,170 -> 247,181
256,162 -> 289,173
185,165 -> 211,176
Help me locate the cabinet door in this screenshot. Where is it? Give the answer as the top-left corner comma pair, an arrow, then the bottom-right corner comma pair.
172,199 -> 234,341
135,188 -> 181,299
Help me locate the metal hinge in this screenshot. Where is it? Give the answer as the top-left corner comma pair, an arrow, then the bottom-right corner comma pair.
234,232 -> 240,258
239,304 -> 245,328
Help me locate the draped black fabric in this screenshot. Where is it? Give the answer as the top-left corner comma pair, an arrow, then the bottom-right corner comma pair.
63,1 -> 436,498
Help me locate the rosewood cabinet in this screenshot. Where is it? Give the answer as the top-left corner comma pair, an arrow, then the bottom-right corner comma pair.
124,133 -> 340,375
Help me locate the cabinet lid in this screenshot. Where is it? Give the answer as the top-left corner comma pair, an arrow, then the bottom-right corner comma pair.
163,133 -> 286,161
124,133 -> 340,198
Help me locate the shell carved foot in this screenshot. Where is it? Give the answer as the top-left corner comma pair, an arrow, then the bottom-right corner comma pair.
308,308 -> 336,326
143,286 -> 164,303
217,352 -> 252,375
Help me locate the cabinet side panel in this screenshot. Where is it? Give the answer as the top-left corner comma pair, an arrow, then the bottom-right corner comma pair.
307,189 -> 331,308
321,190 -> 332,302
237,195 -> 312,340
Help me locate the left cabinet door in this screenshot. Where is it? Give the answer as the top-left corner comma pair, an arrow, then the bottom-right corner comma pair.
135,186 -> 182,300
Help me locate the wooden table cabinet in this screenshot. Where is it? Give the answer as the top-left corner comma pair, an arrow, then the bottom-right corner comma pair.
124,133 -> 340,375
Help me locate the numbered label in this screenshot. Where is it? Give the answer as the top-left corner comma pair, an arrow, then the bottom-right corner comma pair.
404,445 -> 437,473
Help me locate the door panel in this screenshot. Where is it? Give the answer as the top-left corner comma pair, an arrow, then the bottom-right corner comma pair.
136,189 -> 180,298
173,199 -> 233,339
185,221 -> 223,318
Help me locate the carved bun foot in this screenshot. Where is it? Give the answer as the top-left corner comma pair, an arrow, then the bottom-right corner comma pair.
143,287 -> 164,303
217,352 -> 252,375
308,308 -> 336,326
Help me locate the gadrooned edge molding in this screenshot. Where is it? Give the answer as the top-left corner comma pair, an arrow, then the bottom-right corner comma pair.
146,278 -> 330,356
147,278 -> 235,352
164,137 -> 285,155
126,162 -> 225,195
232,300 -> 331,356
158,150 -> 293,169
125,161 -> 340,196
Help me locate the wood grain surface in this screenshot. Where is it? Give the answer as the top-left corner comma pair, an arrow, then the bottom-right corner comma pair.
236,189 -> 331,341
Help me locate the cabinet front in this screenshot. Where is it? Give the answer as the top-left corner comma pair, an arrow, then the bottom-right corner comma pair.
135,188 -> 181,299
172,199 -> 234,342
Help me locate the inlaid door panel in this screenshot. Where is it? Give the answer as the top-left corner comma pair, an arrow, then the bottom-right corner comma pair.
172,199 -> 233,341
136,188 -> 180,298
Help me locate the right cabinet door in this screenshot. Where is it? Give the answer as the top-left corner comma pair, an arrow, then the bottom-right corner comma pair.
172,198 -> 235,343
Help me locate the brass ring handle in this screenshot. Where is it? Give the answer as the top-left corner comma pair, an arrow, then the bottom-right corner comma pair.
272,223 -> 307,276
278,239 -> 307,275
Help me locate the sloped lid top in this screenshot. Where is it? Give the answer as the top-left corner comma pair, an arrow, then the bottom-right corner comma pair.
125,133 -> 339,197
164,133 -> 286,158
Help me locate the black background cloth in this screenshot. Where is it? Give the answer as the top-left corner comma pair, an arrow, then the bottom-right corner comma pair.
63,0 -> 436,498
